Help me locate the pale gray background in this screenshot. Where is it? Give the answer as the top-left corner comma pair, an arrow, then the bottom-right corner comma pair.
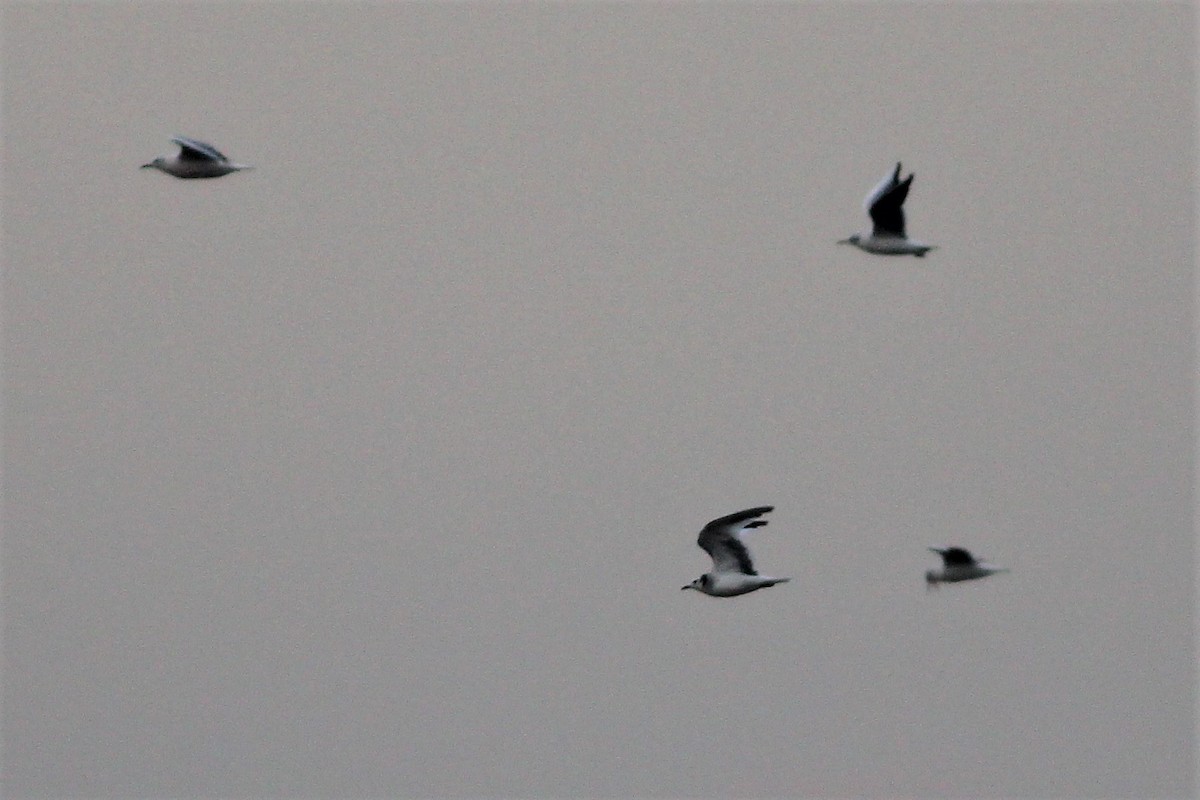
2,3 -> 1194,798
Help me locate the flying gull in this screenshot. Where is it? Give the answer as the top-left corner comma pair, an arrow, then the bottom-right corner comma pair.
926,546 -> 1008,586
141,136 -> 253,179
682,506 -> 791,597
839,162 -> 935,256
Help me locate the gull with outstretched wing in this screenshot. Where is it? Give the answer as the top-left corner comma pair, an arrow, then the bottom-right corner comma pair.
142,136 -> 253,179
682,506 -> 790,597
839,162 -> 935,256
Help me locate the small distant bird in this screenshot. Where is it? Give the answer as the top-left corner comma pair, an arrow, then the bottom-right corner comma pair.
839,162 -> 935,256
926,546 -> 1008,586
141,136 -> 253,179
682,506 -> 791,597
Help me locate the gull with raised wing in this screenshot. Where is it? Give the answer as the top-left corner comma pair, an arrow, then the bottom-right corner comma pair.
682,506 -> 790,597
839,162 -> 935,256
141,136 -> 253,179
926,546 -> 1008,586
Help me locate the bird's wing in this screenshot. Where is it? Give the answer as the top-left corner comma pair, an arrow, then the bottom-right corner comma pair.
697,506 -> 773,575
865,162 -> 912,238
930,546 -> 977,566
172,136 -> 228,162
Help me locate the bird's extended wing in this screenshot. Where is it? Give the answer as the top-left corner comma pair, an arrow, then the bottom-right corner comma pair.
172,136 -> 228,162
866,162 -> 912,238
930,546 -> 977,567
697,506 -> 773,575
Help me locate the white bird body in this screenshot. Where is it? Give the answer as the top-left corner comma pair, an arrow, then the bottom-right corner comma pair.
839,162 -> 935,257
693,571 -> 791,598
683,506 -> 791,598
926,546 -> 1008,585
142,136 -> 252,179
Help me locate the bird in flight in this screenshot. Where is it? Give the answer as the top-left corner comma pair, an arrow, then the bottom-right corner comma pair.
925,546 -> 1008,586
682,506 -> 791,597
839,162 -> 935,256
141,136 -> 253,179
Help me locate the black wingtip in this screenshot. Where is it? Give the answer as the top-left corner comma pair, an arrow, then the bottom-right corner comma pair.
937,547 -> 976,566
733,505 -> 774,518
702,505 -> 774,532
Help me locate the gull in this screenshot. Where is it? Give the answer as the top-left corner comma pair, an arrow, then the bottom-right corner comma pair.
141,136 -> 253,179
682,506 -> 791,597
926,546 -> 1009,586
838,162 -> 935,256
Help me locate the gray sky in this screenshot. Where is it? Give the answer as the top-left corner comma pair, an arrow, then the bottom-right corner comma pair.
2,3 -> 1195,798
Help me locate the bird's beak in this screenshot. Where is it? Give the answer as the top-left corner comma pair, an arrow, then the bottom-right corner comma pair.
681,584 -> 692,591
140,163 -> 155,169
836,238 -> 851,245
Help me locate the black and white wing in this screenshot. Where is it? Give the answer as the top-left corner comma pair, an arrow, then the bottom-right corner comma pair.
172,136 -> 228,163
930,546 -> 977,567
865,162 -> 913,239
697,506 -> 773,575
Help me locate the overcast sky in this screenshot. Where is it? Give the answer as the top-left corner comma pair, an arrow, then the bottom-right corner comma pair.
2,3 -> 1195,798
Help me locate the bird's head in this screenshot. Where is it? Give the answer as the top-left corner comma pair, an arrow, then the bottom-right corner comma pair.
141,158 -> 164,170
837,234 -> 860,246
681,574 -> 709,592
